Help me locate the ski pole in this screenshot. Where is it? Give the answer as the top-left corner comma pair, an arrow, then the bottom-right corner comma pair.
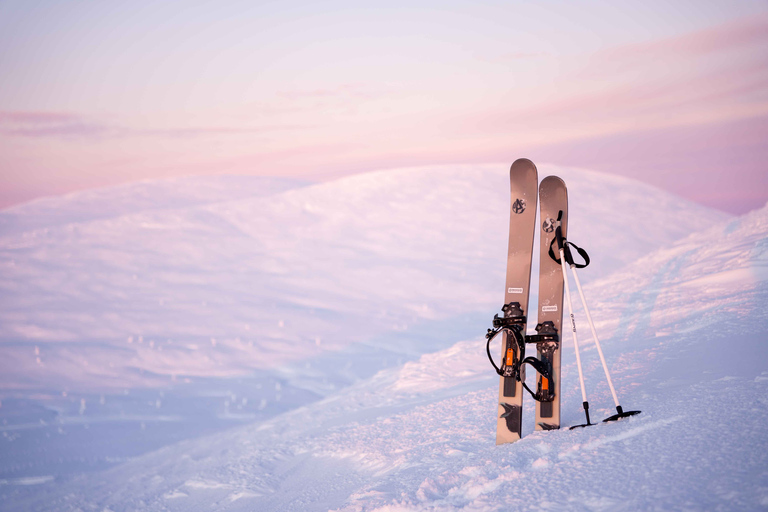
569,265 -> 641,422
554,213 -> 593,429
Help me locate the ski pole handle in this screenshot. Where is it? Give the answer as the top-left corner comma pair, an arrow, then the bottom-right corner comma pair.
554,210 -> 565,251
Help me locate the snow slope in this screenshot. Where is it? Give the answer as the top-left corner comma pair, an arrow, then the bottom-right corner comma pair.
3,163 -> 765,511
0,164 -> 728,394
0,175 -> 308,237
5,198 -> 766,511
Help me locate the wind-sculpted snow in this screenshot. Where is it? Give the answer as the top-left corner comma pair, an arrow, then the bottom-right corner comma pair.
3,196 -> 766,511
0,164 -> 729,395
575,200 -> 768,344
0,175 -> 309,237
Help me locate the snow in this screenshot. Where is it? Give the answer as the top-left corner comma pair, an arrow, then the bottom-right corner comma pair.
0,164 -> 728,393
1,163 -> 767,511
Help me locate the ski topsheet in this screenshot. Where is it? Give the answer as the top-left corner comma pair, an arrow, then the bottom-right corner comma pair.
496,159 -> 538,445
534,176 -> 568,431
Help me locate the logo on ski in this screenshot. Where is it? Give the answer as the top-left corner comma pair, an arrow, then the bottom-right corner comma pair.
499,403 -> 521,432
512,198 -> 526,214
508,287 -> 523,294
542,305 -> 558,312
542,218 -> 555,233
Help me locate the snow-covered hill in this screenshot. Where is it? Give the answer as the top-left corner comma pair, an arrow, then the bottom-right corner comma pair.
0,164 -> 728,394
0,175 -> 308,237
3,164 -> 765,511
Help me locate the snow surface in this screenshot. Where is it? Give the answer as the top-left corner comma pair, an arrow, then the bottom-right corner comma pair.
2,163 -> 767,511
0,164 -> 727,393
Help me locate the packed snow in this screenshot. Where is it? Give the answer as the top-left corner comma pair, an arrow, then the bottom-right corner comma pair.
1,164 -> 766,511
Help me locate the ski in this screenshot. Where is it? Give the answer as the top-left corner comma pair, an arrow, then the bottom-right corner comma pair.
533,176 -> 568,431
492,159 -> 538,444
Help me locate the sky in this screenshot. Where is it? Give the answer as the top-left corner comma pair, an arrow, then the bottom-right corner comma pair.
0,0 -> 766,214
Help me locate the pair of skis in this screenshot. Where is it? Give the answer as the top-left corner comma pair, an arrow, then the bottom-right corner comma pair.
487,159 -> 639,444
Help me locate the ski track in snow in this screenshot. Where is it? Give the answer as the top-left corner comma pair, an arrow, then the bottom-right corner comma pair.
1,164 -> 767,511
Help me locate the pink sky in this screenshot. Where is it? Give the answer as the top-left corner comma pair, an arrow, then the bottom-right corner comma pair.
0,1 -> 766,214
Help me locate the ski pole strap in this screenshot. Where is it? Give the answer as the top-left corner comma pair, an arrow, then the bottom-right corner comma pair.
567,241 -> 590,268
548,239 -> 590,268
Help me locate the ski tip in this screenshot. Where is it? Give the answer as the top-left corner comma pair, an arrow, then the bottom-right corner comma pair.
540,175 -> 566,187
510,158 -> 537,173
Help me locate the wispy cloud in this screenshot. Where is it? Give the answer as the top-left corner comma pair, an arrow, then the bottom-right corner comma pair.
0,111 -> 109,138
0,111 -> 307,139
597,14 -> 768,65
464,15 -> 768,145
495,51 -> 549,61
138,125 -> 307,139
277,83 -> 396,102
529,114 -> 768,213
0,112 -> 79,124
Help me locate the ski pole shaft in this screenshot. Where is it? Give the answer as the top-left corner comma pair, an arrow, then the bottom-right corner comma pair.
560,248 -> 588,405
570,266 -> 621,409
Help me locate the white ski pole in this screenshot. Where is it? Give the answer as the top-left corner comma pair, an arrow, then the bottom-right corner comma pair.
569,263 -> 640,422
554,213 -> 593,428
